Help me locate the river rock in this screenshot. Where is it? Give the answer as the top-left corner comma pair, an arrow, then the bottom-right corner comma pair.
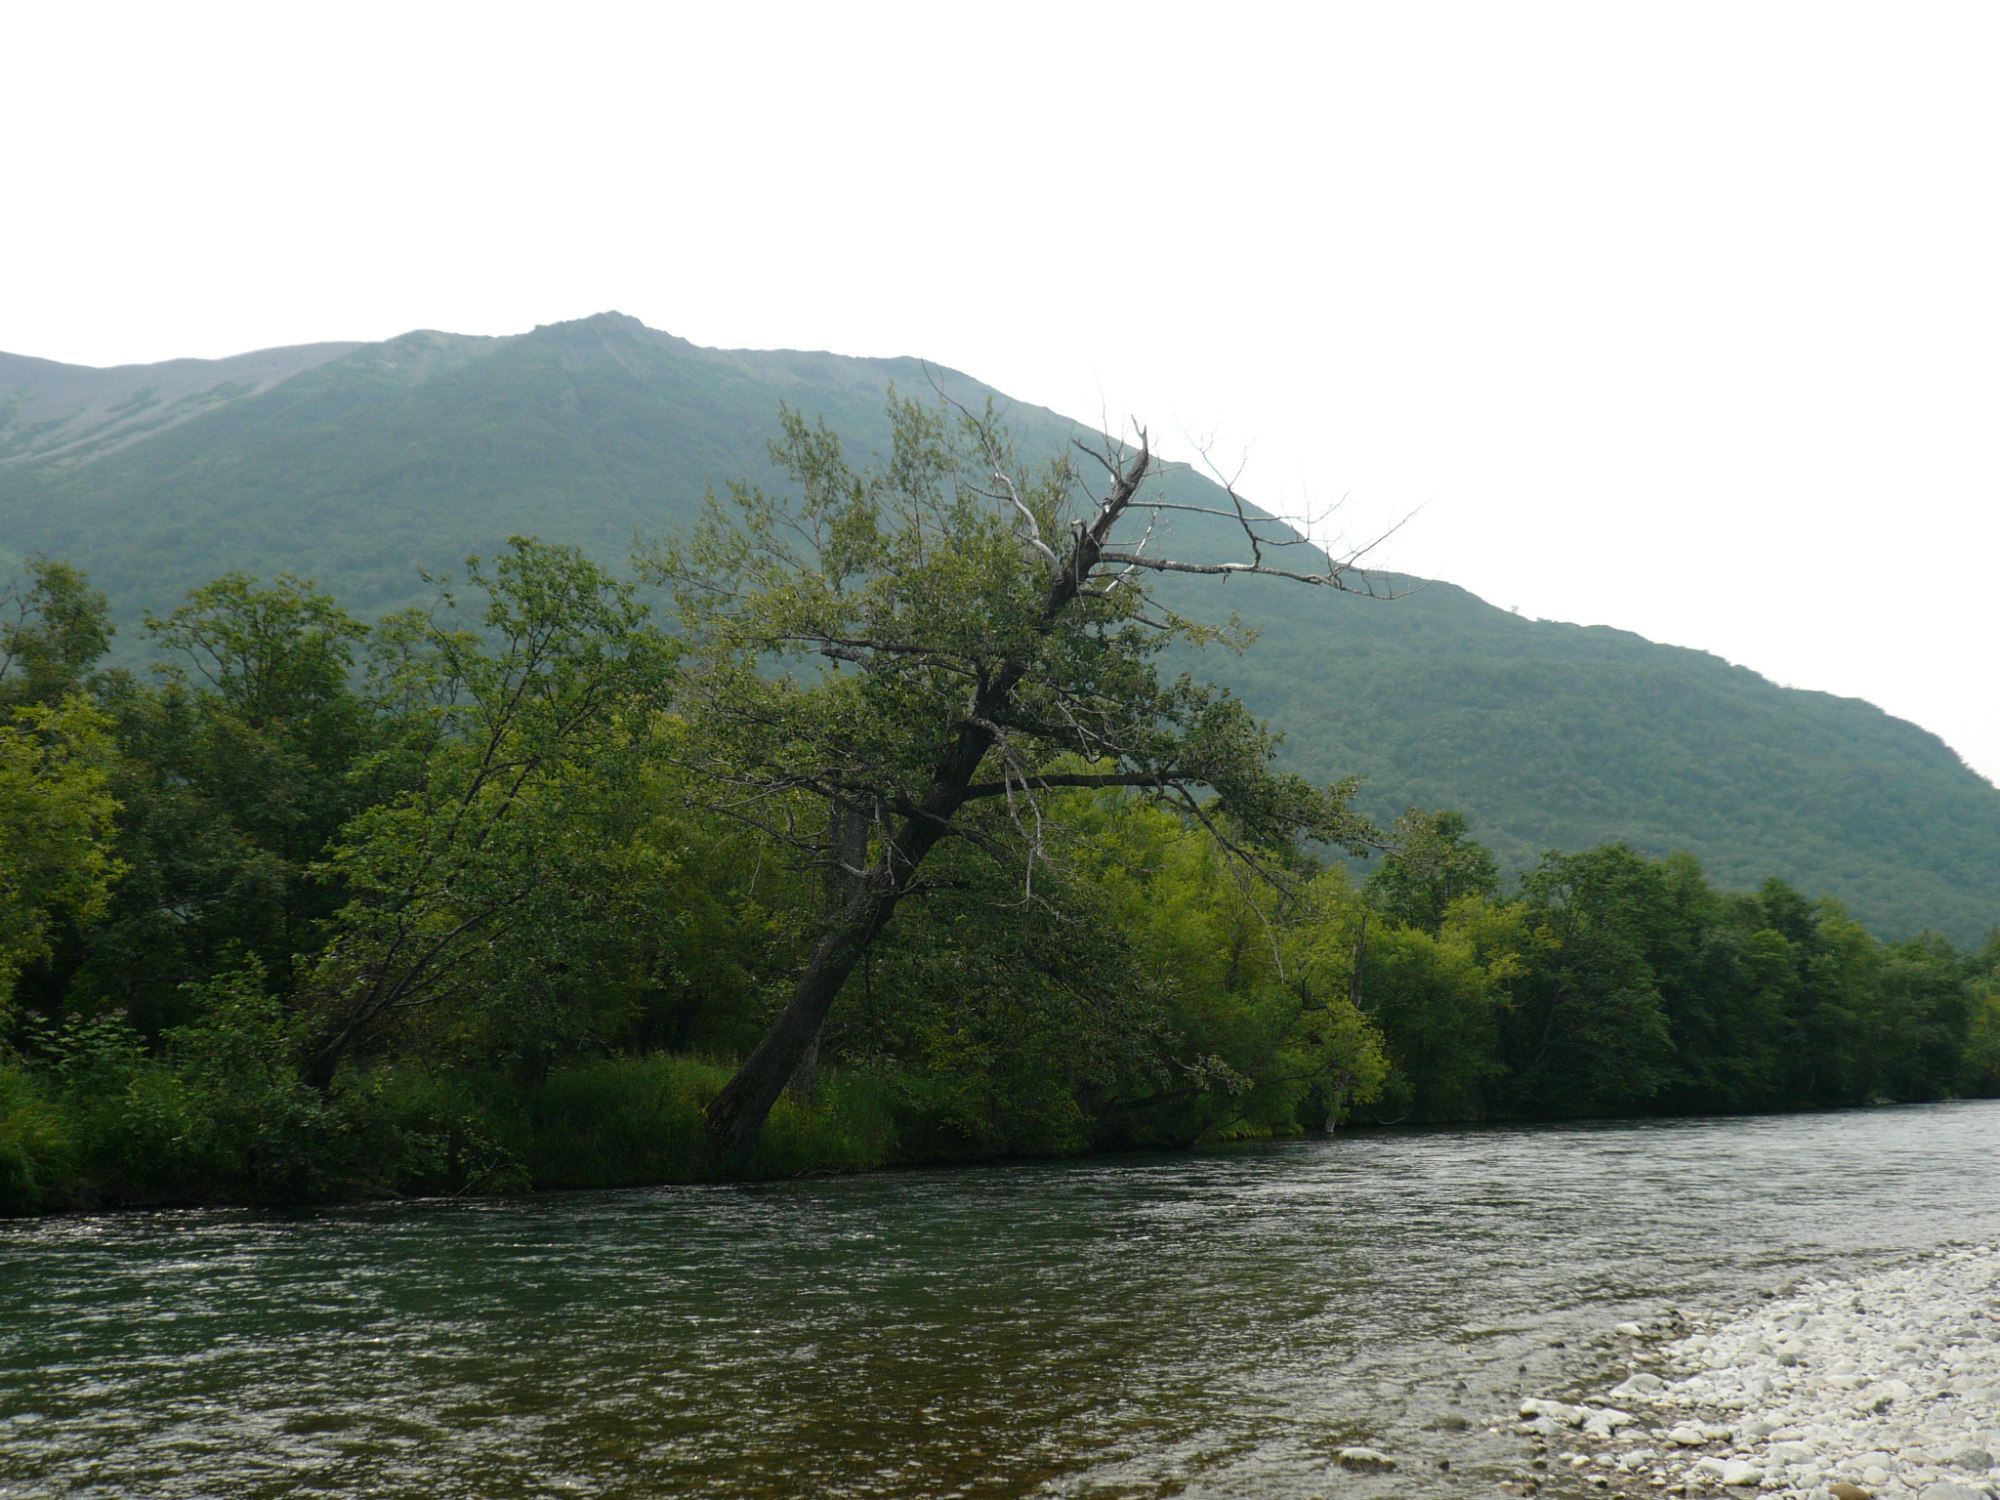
1916,1484 -> 1987,1500
1691,1455 -> 1765,1487
1952,1448 -> 1996,1471
1827,1486 -> 1872,1500
1718,1458 -> 1763,1486
1668,1424 -> 1707,1446
1334,1446 -> 1396,1472
1610,1372 -> 1665,1398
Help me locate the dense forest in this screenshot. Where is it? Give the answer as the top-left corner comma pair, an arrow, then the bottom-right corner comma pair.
6,313 -> 1999,943
3,399 -> 1996,1215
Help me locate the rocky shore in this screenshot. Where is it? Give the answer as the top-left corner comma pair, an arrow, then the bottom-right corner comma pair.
1505,1245 -> 2000,1500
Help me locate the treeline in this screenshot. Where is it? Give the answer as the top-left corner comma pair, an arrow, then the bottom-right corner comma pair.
3,550 -> 1997,1214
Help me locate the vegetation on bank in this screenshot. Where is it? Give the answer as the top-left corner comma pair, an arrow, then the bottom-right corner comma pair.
4,407 -> 1999,1215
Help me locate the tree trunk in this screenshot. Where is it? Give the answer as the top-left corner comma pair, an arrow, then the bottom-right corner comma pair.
788,799 -> 870,1105
302,1041 -> 342,1095
705,877 -> 907,1155
1349,908 -> 1370,1012
786,1028 -> 822,1104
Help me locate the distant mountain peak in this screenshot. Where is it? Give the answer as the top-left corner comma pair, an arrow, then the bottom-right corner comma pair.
534,310 -> 651,337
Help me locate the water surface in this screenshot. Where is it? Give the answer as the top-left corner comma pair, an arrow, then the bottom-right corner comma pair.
5,1101 -> 1999,1498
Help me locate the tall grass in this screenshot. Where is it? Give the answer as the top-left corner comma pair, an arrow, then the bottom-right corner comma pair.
0,1064 -> 73,1215
0,1050 -> 919,1214
506,1055 -> 905,1187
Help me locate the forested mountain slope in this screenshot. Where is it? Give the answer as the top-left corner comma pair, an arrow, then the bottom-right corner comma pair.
1217,580 -> 1999,940
3,312 -> 1995,941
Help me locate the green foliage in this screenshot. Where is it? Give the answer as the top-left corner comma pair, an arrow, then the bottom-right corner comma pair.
1366,808 -> 1500,933
26,973 -> 350,1204
1060,795 -> 1388,1146
0,558 -> 123,1016
56,576 -> 377,1033
0,695 -> 121,1013
301,539 -> 677,1082
507,1054 -> 902,1186
1500,845 -> 1687,1113
145,570 -> 368,733
0,555 -> 112,709
1962,951 -> 2000,1095
0,1061 -> 72,1214
1212,579 -> 2000,944
839,825 -> 1172,1157
1352,894 -> 1526,1121
641,397 -> 1366,866
643,394 -> 1377,1152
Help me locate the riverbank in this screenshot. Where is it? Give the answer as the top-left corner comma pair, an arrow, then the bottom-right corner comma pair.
1516,1245 -> 2000,1499
6,1039 -> 1992,1219
4,1045 -> 1356,1217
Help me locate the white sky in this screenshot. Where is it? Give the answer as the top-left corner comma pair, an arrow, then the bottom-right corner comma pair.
6,2 -> 1996,779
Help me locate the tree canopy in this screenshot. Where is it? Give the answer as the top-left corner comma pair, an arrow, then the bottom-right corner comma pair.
641,396 -> 1383,1150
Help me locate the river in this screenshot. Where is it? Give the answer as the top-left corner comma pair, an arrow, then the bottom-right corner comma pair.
5,1100 -> 1998,1498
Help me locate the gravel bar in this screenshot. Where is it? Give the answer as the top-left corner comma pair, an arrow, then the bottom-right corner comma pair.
1506,1244 -> 2000,1500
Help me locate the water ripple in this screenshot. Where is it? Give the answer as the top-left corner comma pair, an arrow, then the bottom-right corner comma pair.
4,1101 -> 1999,1497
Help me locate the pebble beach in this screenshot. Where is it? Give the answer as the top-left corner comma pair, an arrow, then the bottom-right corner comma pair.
1509,1245 -> 2000,1500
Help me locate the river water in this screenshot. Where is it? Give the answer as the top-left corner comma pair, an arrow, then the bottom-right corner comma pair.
4,1101 -> 1998,1499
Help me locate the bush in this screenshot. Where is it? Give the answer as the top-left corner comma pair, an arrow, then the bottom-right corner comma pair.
0,1063 -> 73,1214
513,1053 -> 905,1188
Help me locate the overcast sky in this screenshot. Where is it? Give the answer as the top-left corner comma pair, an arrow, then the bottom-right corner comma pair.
6,2 -> 1996,779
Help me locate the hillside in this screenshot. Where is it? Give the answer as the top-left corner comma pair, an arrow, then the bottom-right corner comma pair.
1217,581 -> 2000,939
4,312 -> 1996,942
0,316 -> 927,615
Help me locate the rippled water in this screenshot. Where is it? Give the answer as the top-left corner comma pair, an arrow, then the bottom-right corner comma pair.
5,1101 -> 1999,1499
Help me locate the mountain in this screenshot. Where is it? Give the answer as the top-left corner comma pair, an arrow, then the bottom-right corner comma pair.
4,312 -> 1996,942
0,315 -> 930,615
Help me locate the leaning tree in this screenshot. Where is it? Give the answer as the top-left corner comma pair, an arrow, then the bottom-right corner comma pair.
642,393 -> 1391,1153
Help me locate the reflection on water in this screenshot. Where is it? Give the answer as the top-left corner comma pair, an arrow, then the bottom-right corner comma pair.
5,1101 -> 1999,1498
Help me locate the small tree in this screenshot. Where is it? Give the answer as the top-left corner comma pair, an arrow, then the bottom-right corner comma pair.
0,698 -> 121,1015
643,395 -> 1389,1153
299,540 -> 677,1087
0,557 -> 113,711
0,559 -> 120,1016
74,574 -> 376,1030
1365,808 -> 1500,934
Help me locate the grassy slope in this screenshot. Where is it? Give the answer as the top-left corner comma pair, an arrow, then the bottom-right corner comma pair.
2,312 -> 1995,942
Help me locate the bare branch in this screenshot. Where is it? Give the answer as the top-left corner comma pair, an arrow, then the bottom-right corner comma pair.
1095,550 -> 1382,589
922,372 -> 1061,573
960,770 -> 1177,800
